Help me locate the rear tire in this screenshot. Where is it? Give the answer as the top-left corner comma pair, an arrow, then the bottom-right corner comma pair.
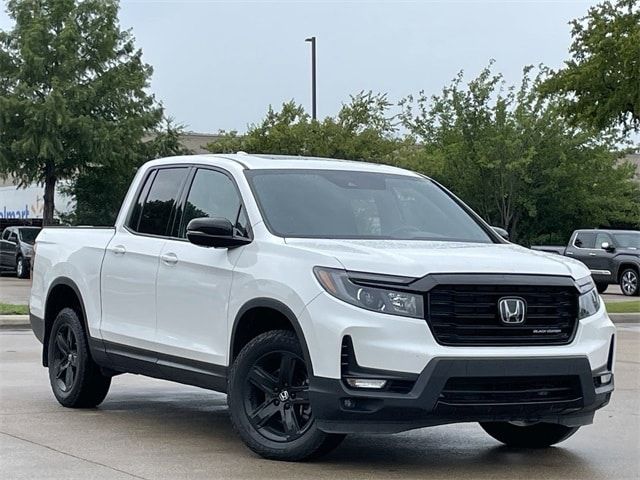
619,268 -> 639,296
595,282 -> 608,294
480,421 -> 579,448
228,330 -> 345,461
47,308 -> 111,408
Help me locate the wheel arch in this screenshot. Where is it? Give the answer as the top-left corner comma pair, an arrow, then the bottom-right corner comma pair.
230,298 -> 314,374
617,262 -> 639,281
42,277 -> 90,367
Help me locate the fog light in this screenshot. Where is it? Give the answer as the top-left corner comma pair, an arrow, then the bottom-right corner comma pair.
345,378 -> 387,389
342,398 -> 356,409
600,374 -> 612,385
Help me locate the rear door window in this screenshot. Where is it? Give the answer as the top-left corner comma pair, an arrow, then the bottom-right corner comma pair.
574,231 -> 596,249
133,168 -> 189,236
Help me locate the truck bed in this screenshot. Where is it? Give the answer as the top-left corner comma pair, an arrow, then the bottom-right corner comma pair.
29,226 -> 116,338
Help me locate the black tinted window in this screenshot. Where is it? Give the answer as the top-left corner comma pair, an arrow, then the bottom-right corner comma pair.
180,169 -> 248,237
19,228 -> 40,243
137,168 -> 188,236
574,232 -> 596,249
247,170 -> 492,242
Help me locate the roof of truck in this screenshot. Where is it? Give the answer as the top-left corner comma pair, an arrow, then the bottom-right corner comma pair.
148,153 -> 422,177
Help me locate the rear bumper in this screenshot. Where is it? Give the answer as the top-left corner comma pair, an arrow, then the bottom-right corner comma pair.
310,356 -> 613,434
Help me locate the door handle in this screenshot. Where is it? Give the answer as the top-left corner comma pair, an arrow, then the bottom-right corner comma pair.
112,245 -> 126,255
589,252 -> 597,256
566,251 -> 574,255
160,252 -> 178,265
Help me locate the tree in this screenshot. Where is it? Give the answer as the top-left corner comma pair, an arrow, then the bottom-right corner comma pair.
0,0 -> 162,224
205,92 -> 407,162
400,64 -> 639,244
63,118 -> 192,226
540,0 -> 640,133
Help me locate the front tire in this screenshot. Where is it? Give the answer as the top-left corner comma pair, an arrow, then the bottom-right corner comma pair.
228,330 -> 345,461
596,282 -> 608,294
16,256 -> 28,279
480,421 -> 579,448
620,268 -> 639,296
47,308 -> 111,408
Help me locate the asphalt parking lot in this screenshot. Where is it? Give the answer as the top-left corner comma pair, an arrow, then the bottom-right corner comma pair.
0,276 -> 32,305
0,326 -> 639,480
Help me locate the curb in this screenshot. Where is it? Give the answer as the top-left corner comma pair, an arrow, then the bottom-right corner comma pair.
0,314 -> 30,329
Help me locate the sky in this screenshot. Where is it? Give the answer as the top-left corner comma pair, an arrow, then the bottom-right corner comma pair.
0,0 -> 599,134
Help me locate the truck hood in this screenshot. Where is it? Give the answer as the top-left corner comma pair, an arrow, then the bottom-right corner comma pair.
284,239 -> 590,280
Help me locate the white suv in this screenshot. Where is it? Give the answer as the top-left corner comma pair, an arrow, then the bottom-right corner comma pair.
29,154 -> 615,460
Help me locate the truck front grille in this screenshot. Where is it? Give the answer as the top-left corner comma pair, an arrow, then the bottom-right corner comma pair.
427,284 -> 578,346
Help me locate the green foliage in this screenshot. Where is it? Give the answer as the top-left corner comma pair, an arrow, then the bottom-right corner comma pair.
0,0 -> 162,224
62,119 -> 192,226
208,69 -> 638,246
206,92 -> 407,161
400,64 -> 639,245
540,0 -> 640,133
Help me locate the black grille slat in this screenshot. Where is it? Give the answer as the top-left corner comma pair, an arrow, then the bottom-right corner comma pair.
427,284 -> 578,346
438,376 -> 583,406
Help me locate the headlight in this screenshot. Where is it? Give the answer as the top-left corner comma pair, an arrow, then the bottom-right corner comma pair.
313,267 -> 424,318
578,287 -> 601,319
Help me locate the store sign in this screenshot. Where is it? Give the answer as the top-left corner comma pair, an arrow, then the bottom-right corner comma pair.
0,184 -> 73,219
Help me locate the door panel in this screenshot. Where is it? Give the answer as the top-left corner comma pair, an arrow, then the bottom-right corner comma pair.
155,167 -> 249,365
100,232 -> 166,349
99,166 -> 189,352
568,231 -> 597,269
591,232 -> 616,277
155,239 -> 240,365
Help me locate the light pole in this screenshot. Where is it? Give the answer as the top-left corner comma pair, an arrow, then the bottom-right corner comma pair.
305,36 -> 317,120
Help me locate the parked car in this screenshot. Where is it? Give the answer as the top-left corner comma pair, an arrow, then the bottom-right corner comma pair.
0,226 -> 41,278
29,154 -> 615,461
532,229 -> 640,296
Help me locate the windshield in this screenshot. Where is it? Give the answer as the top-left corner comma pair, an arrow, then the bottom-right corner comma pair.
18,228 -> 40,244
613,232 -> 640,249
246,169 -> 494,243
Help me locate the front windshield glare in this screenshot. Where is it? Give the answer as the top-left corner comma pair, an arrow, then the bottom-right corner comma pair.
246,169 -> 493,243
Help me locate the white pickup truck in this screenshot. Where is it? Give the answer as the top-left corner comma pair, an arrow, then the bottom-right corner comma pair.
30,154 -> 615,461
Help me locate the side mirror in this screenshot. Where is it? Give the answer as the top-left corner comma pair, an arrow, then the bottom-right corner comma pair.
601,241 -> 614,252
492,226 -> 509,240
186,217 -> 251,248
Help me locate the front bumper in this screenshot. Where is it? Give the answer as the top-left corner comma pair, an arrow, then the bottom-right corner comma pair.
302,291 -> 616,379
310,356 -> 614,434
302,288 -> 615,434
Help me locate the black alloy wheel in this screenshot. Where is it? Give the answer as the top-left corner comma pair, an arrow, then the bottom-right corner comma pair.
244,350 -> 312,442
52,323 -> 79,393
47,308 -> 111,408
228,330 -> 345,461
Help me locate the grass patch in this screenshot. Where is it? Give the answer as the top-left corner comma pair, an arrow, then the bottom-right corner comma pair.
0,303 -> 29,315
605,301 -> 640,314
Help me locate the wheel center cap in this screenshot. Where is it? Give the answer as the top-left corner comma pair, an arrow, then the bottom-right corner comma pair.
278,390 -> 290,402
68,354 -> 73,362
